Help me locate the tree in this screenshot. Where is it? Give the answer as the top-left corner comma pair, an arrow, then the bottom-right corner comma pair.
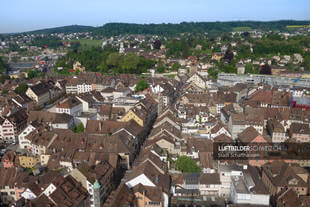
0,75 -> 10,84
171,62 -> 181,71
245,63 -> 258,74
0,57 -> 8,74
1,89 -> 8,95
106,52 -> 121,67
157,64 -> 166,73
223,50 -> 234,63
175,156 -> 201,173
260,64 -> 272,75
14,83 -> 28,95
71,123 -> 84,133
153,40 -> 161,50
76,123 -> 84,133
27,69 -> 38,79
135,79 -> 149,92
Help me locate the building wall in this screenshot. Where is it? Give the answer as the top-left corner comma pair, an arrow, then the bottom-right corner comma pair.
77,84 -> 93,94
2,159 -> 14,168
18,156 -> 40,168
0,119 -> 16,144
19,125 -> 36,149
26,89 -> 50,107
135,192 -> 163,207
40,154 -> 50,166
0,186 -> 17,204
56,103 -> 83,116
121,110 -> 144,127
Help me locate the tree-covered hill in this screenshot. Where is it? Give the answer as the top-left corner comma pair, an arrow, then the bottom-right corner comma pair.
93,20 -> 310,36
22,25 -> 95,34
6,20 -> 310,36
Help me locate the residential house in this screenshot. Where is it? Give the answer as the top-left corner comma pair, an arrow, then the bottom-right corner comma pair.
266,119 -> 287,143
289,123 -> 310,142
228,113 -> 264,140
125,161 -> 170,207
21,174 -> 89,207
28,111 -> 74,130
172,173 -> 221,197
230,166 -> 270,206
262,161 -> 308,196
218,164 -> 245,198
103,183 -> 136,207
56,97 -> 83,116
133,184 -> 164,207
18,155 -> 40,168
26,82 -> 50,107
0,167 -> 19,205
70,162 -> 114,207
0,109 -> 28,144
238,126 -> 271,166
1,151 -> 16,168
212,52 -> 224,61
186,72 -> 207,89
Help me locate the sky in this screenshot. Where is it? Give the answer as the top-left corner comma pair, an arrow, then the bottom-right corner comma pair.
0,0 -> 310,33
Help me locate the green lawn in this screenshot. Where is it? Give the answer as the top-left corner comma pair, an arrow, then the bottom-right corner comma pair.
233,27 -> 252,31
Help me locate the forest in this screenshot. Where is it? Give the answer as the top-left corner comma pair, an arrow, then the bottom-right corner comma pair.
92,20 -> 310,37
54,46 -> 155,75
16,20 -> 310,37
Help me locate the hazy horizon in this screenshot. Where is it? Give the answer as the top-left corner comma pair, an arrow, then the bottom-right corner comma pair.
1,0 -> 310,33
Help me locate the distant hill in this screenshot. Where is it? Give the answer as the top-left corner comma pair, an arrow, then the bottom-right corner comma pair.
17,20 -> 310,36
23,25 -> 95,34
93,20 -> 310,36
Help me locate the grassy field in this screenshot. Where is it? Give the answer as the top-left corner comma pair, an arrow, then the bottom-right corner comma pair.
286,25 -> 310,28
63,39 -> 103,49
232,27 -> 252,31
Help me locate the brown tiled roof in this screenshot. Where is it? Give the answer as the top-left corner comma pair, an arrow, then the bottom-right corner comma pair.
231,112 -> 264,126
85,120 -> 127,134
56,97 -> 81,109
1,150 -> 16,163
199,152 -> 213,169
182,93 -> 210,104
210,121 -> 230,134
290,123 -> 310,135
28,111 -> 73,124
118,120 -> 144,137
199,173 -> 221,185
263,161 -> 308,188
276,188 -> 302,207
99,104 -> 112,116
7,108 -> 28,125
77,162 -> 113,184
149,122 -> 182,140
214,134 -> 234,143
133,184 -> 163,202
238,127 -> 264,143
135,149 -> 167,173
145,134 -> 176,149
0,167 -> 18,187
187,138 -> 213,152
126,160 -> 171,193
267,119 -> 285,134
49,175 -> 89,207
25,194 -> 56,207
29,82 -> 50,96
103,183 -> 135,207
